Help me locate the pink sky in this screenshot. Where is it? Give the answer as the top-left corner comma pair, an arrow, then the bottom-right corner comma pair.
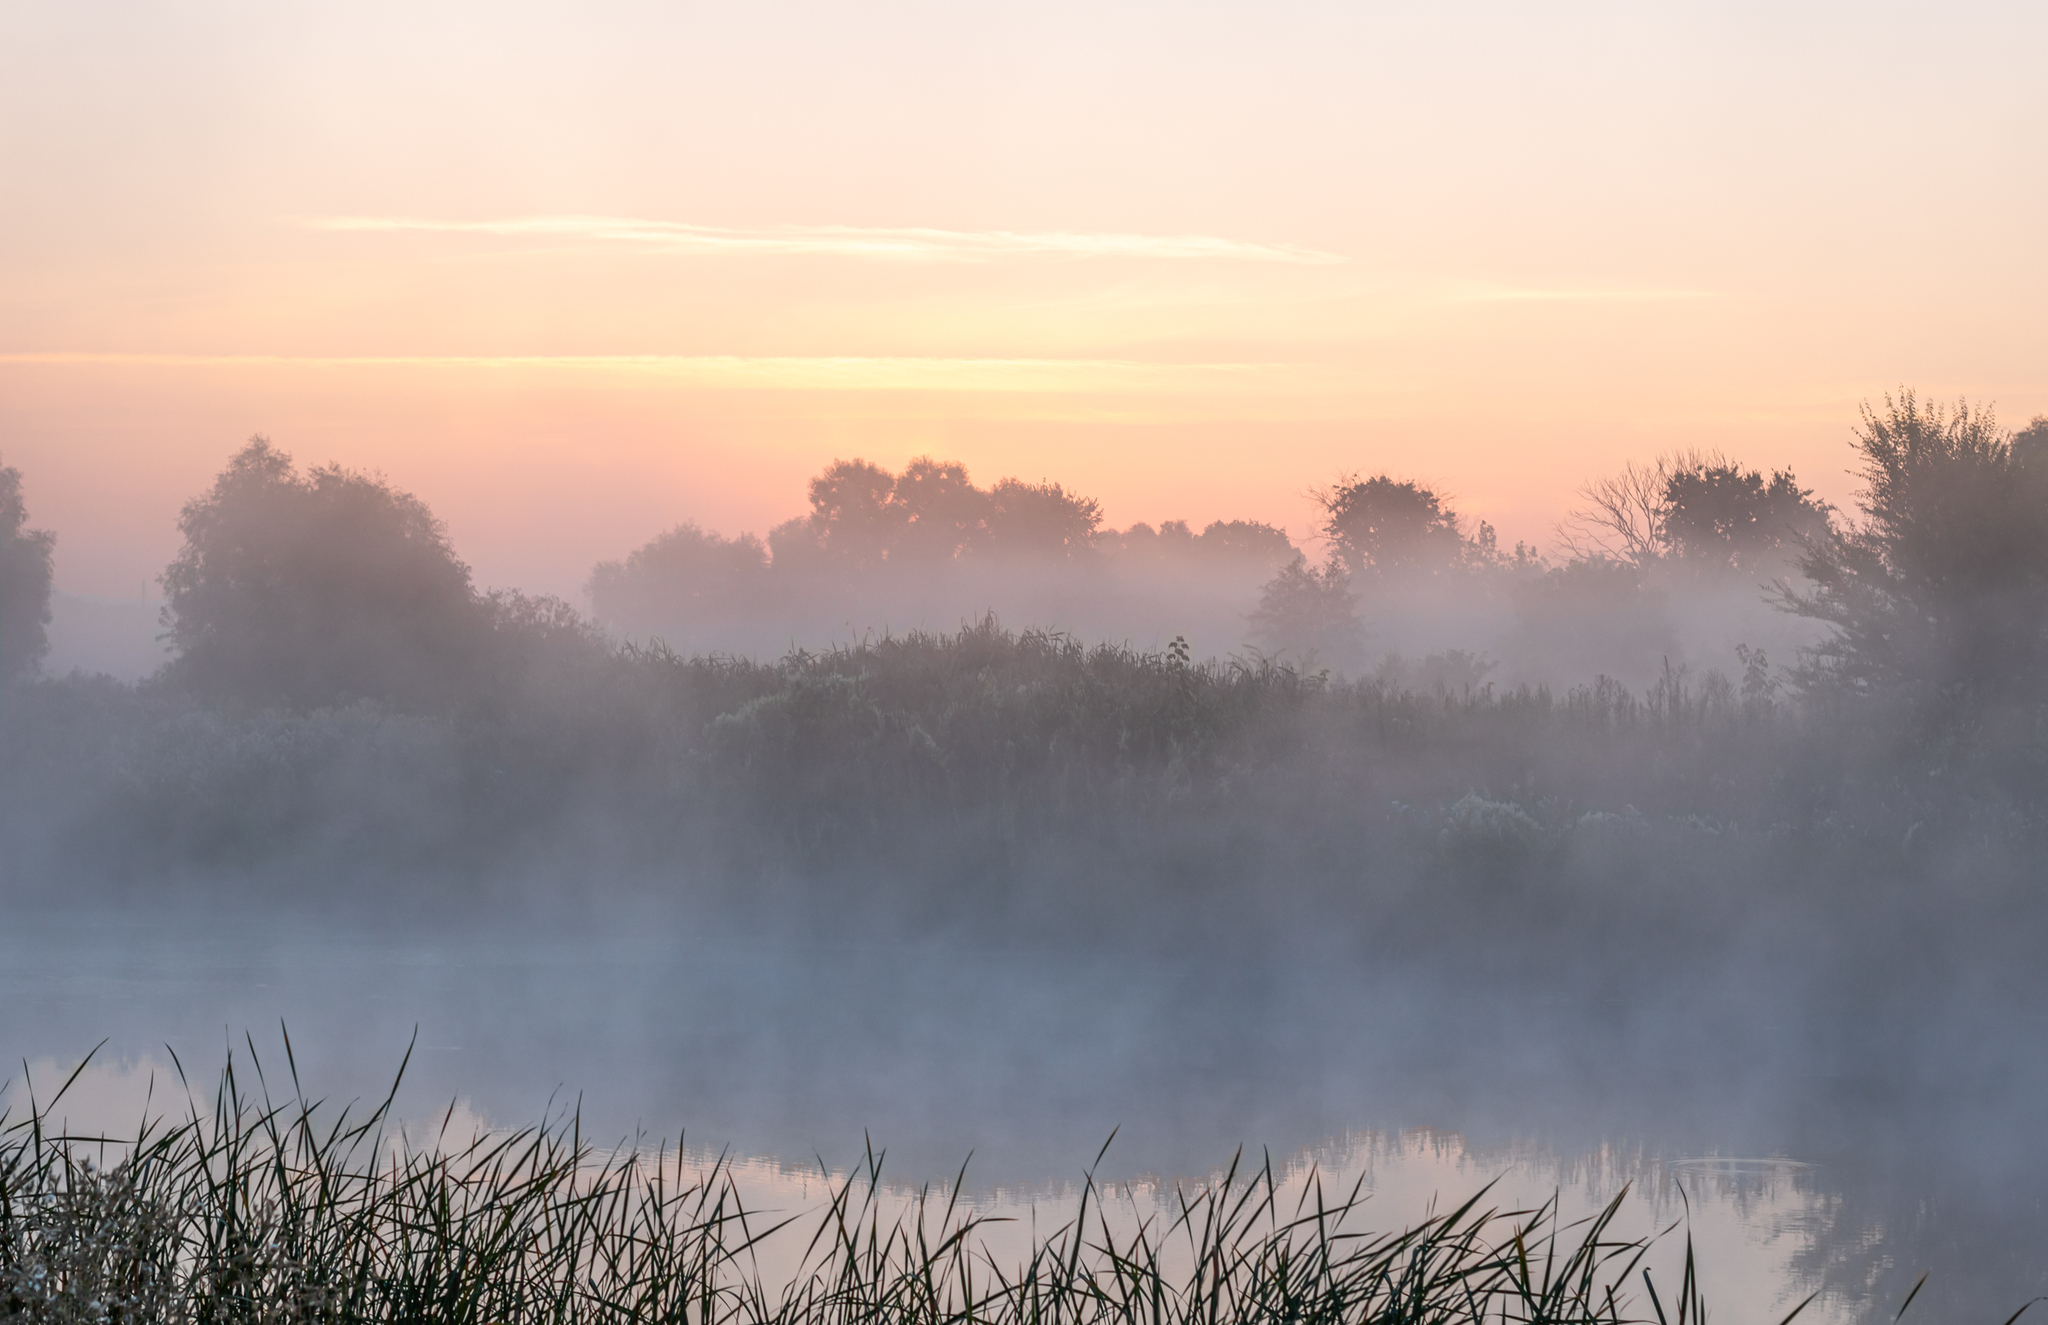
4,0 -> 2043,601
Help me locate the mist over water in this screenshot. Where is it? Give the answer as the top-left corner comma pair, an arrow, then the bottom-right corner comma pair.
6,407 -> 2048,1321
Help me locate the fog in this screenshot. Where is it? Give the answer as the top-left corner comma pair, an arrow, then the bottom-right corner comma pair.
5,401 -> 2048,1320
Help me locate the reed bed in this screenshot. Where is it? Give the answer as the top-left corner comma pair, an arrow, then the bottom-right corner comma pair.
1,1047 -> 1721,1325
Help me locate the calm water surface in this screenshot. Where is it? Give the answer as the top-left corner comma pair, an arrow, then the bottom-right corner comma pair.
3,909 -> 2041,1322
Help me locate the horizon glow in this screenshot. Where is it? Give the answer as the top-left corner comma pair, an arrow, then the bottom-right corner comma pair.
3,0 -> 2044,601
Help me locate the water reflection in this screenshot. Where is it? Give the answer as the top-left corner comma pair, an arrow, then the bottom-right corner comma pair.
1,907 -> 2041,1321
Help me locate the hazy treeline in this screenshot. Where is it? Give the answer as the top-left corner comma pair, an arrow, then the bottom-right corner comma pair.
2,391 -> 2046,909
581,443 -> 1834,684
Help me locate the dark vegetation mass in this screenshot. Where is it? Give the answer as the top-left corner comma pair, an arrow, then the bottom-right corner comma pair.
2,391 -> 2047,913
0,1049 -> 1677,1325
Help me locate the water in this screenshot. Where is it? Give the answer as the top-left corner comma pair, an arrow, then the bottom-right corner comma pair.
3,906 -> 2043,1321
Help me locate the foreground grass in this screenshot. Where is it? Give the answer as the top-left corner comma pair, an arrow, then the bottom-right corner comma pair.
0,1047 -> 1726,1325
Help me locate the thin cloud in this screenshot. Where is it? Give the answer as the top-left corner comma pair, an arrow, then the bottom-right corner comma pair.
304,215 -> 1349,265
0,352 -> 1311,392
1442,283 -> 1724,304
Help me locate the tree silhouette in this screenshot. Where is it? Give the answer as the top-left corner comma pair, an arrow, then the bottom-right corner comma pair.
161,438 -> 486,710
1560,450 -> 1828,574
587,522 -> 769,628
980,478 -> 1102,559
0,455 -> 55,682
1195,519 -> 1296,567
1777,393 -> 2048,701
1660,460 -> 1828,575
889,457 -> 989,563
1316,475 -> 1467,578
803,459 -> 901,569
1249,554 -> 1363,665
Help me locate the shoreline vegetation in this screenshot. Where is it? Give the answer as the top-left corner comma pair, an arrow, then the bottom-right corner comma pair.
0,1049 -> 1741,1325
0,392 -> 2042,898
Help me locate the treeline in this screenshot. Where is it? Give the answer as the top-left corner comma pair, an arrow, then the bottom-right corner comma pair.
1,392 -> 2046,895
580,445 -> 1833,672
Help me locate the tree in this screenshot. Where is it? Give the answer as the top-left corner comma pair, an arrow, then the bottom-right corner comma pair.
981,478 -> 1102,558
1248,554 -> 1364,666
1661,461 -> 1828,574
0,456 -> 56,682
1315,475 -> 1467,578
161,438 -> 486,710
1196,519 -> 1297,568
1776,392 -> 2048,701
888,457 -> 989,563
803,459 -> 901,569
587,522 -> 769,628
1560,450 -> 1829,574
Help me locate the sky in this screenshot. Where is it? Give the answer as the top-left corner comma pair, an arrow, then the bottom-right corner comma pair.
3,0 -> 2044,601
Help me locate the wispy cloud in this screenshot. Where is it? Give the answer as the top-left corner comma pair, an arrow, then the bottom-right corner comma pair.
0,352 -> 1313,393
303,215 -> 1348,265
1441,283 -> 1724,304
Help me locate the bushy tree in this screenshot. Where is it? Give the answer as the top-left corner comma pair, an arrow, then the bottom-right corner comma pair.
981,477 -> 1102,558
1777,393 -> 2048,701
587,523 -> 769,627
1660,461 -> 1829,574
802,459 -> 901,569
1560,450 -> 1828,575
161,439 -> 487,710
889,457 -> 989,563
1248,554 -> 1363,665
1195,519 -> 1297,567
1315,475 -> 1468,578
0,456 -> 56,682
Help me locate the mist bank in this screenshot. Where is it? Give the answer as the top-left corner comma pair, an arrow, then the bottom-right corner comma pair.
3,392 -> 2047,921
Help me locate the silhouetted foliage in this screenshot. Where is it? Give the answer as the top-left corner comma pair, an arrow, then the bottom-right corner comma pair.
1660,460 -> 1829,575
803,458 -> 901,570
1191,519 -> 1297,566
1316,475 -> 1468,578
1560,450 -> 1829,575
160,439 -> 488,711
1779,393 -> 2048,702
981,477 -> 1102,559
587,523 -> 769,626
889,456 -> 988,563
1248,554 -> 1362,664
0,456 -> 56,683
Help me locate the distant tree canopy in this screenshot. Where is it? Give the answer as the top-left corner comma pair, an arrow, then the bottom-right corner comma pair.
1248,554 -> 1362,666
161,439 -> 488,710
591,456 -> 1300,633
758,456 -> 1107,570
0,456 -> 56,683
1661,462 -> 1829,574
1316,476 -> 1470,578
587,523 -> 769,627
1780,394 -> 2048,702
1560,451 -> 1829,575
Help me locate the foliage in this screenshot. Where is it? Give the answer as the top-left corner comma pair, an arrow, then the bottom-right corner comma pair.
1315,475 -> 1471,578
0,1048 -> 1684,1325
0,456 -> 56,683
1247,554 -> 1363,665
1559,451 -> 1828,575
587,524 -> 770,627
1659,462 -> 1828,575
1777,392 -> 2048,702
160,439 -> 487,712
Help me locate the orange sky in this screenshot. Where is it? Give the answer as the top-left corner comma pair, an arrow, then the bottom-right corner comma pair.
3,0 -> 2043,600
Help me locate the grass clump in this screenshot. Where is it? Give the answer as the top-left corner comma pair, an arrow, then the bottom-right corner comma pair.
2,1046 -> 1698,1325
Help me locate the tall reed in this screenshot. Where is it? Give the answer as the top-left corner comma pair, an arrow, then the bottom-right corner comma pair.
2,1044 -> 1717,1325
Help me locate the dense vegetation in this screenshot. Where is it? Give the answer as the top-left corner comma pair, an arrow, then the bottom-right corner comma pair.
0,1049 -> 1722,1325
2,392 -> 2046,906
